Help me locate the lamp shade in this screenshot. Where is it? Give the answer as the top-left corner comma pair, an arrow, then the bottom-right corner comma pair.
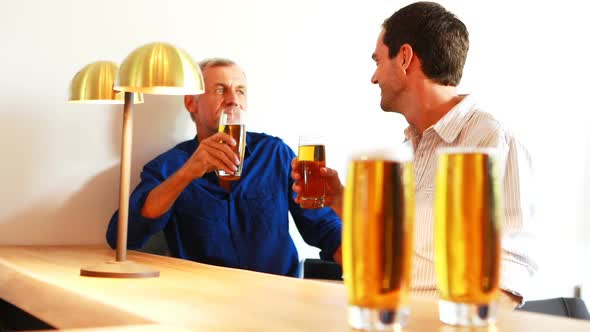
114,42 -> 205,95
69,61 -> 143,104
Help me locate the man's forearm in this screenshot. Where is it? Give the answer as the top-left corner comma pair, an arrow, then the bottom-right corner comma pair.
141,165 -> 195,219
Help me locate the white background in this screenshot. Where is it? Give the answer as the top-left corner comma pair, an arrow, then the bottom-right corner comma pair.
0,0 -> 589,303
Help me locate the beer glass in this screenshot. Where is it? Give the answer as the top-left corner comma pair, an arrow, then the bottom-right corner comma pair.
434,148 -> 502,326
297,136 -> 326,209
342,146 -> 415,331
217,106 -> 246,181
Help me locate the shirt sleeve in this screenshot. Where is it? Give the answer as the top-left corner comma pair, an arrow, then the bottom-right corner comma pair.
105,159 -> 175,249
498,133 -> 538,302
283,145 -> 343,261
477,125 -> 538,302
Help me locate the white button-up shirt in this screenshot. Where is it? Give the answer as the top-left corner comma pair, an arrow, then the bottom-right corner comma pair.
406,94 -> 537,301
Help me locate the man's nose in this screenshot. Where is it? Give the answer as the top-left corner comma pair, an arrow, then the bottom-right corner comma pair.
371,71 -> 378,84
224,90 -> 239,106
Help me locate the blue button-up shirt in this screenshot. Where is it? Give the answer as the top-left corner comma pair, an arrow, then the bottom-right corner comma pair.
106,132 -> 342,277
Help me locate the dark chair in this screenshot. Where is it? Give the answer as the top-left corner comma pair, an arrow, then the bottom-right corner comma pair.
138,231 -> 170,256
518,297 -> 590,320
300,258 -> 343,280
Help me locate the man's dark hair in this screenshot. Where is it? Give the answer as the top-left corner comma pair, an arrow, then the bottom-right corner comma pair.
382,1 -> 469,86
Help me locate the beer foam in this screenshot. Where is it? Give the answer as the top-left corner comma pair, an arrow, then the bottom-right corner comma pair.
351,144 -> 413,163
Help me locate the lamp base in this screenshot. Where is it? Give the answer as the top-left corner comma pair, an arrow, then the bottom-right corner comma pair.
80,260 -> 160,278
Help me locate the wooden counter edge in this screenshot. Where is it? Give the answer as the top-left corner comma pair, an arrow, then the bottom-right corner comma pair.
0,257 -> 153,330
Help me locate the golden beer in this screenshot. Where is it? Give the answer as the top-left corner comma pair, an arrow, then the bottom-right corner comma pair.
343,158 -> 414,329
434,150 -> 501,325
218,124 -> 246,181
298,144 -> 326,208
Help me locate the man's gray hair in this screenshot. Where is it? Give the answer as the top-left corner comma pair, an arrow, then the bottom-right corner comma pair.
188,58 -> 244,122
199,58 -> 237,71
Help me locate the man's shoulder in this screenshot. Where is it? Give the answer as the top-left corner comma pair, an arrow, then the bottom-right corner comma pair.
247,132 -> 295,163
464,97 -> 510,135
145,139 -> 195,170
466,109 -> 507,134
248,131 -> 290,149
463,109 -> 522,147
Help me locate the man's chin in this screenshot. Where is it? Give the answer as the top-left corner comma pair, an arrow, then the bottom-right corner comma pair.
380,103 -> 402,115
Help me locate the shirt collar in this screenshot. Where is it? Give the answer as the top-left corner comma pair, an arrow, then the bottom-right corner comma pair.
404,94 -> 477,144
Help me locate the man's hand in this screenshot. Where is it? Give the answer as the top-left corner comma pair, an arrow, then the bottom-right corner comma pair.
186,132 -> 240,179
141,132 -> 240,219
499,290 -> 523,310
291,157 -> 345,218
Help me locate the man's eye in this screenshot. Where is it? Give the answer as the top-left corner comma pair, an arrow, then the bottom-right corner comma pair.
237,90 -> 246,95
215,88 -> 224,94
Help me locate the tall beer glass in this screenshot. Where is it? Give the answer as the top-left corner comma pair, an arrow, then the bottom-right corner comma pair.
297,136 -> 326,209
343,146 -> 414,331
217,106 -> 246,181
434,148 -> 502,326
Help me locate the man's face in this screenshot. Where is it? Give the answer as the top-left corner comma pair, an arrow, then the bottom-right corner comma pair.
193,65 -> 247,137
371,29 -> 407,113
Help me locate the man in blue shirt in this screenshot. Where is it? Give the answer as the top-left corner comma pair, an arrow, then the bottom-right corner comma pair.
106,58 -> 342,277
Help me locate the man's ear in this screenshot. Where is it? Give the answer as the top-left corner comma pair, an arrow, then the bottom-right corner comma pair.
399,43 -> 414,73
184,95 -> 198,121
184,95 -> 194,110
185,95 -> 199,113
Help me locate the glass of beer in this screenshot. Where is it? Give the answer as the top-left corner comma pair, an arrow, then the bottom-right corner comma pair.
434,148 -> 502,326
297,136 -> 326,209
342,145 -> 415,331
217,106 -> 246,181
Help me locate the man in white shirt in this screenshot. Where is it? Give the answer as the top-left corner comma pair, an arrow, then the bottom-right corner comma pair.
291,1 -> 536,307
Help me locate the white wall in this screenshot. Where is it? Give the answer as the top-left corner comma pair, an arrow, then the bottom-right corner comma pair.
1,0 -> 589,302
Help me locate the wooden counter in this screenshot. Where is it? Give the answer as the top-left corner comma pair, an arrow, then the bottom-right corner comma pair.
0,246 -> 588,331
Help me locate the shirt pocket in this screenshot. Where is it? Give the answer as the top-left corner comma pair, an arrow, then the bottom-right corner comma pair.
419,185 -> 435,195
175,196 -> 229,237
177,212 -> 228,237
416,185 -> 435,211
242,187 -> 282,234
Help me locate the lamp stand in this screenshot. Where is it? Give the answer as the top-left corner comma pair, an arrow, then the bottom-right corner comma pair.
81,92 -> 159,278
